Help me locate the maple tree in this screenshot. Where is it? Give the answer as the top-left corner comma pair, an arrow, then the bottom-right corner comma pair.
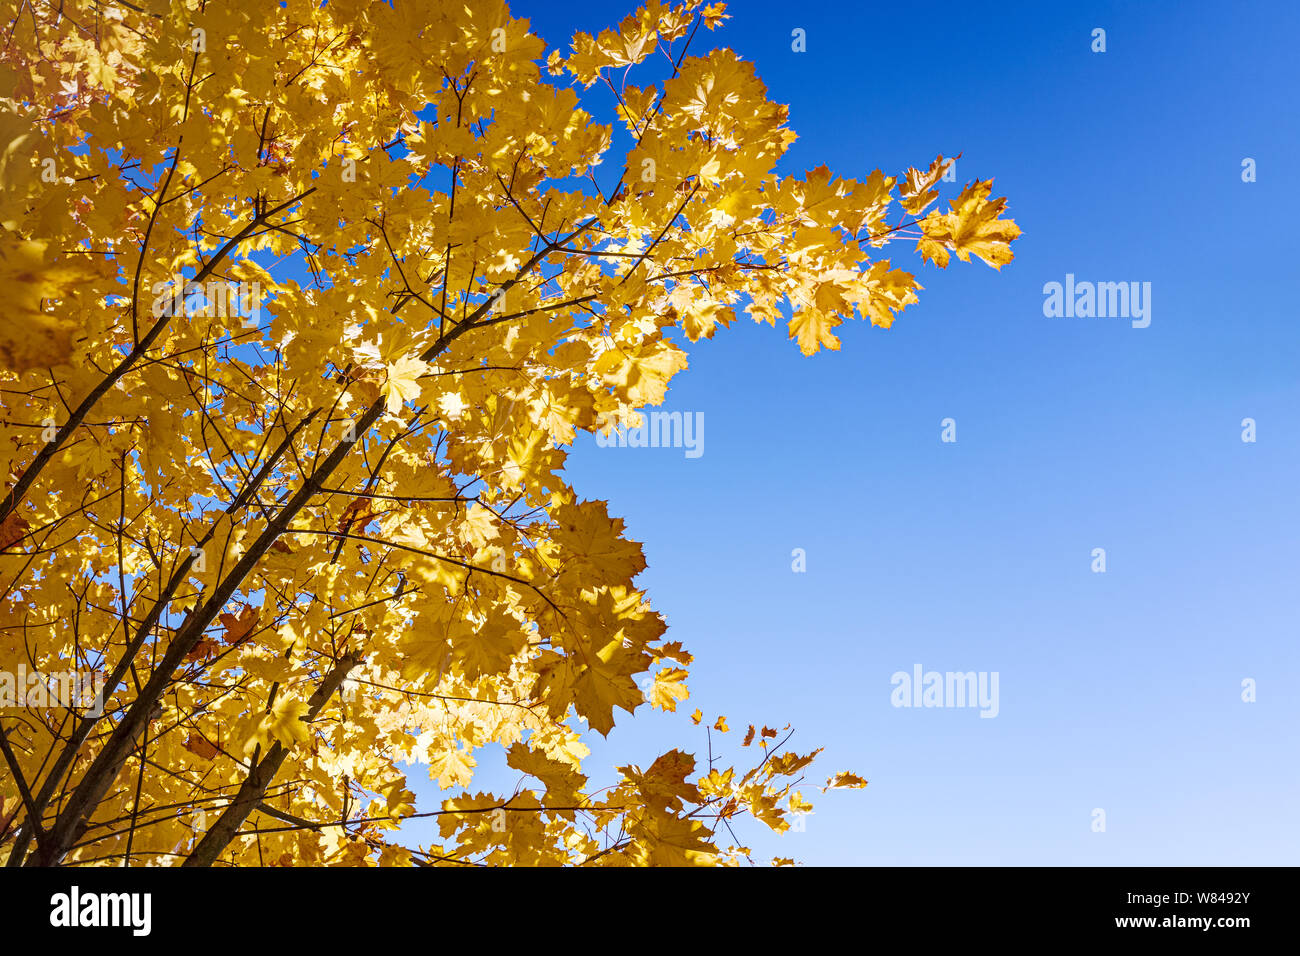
0,0 -> 1017,867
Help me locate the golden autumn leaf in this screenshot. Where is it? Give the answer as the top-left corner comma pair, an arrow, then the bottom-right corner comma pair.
428,746 -> 477,790
701,3 -> 730,30
647,666 -> 689,711
898,154 -> 954,216
248,696 -> 312,754
825,771 -> 870,790
917,179 -> 1021,269
788,306 -> 842,356
506,742 -> 588,808
628,810 -> 719,866
382,355 -> 431,415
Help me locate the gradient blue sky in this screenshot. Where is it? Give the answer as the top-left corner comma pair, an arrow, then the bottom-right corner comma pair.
400,0 -> 1300,864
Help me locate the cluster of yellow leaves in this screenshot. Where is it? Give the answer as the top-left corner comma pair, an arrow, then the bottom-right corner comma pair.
0,101 -> 106,371
0,0 -> 1013,867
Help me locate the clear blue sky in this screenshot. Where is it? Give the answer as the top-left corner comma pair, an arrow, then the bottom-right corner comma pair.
403,0 -> 1300,864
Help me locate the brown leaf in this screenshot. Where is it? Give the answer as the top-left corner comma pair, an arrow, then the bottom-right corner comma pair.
0,512 -> 29,552
185,637 -> 219,662
183,733 -> 219,761
335,498 -> 374,537
218,604 -> 258,645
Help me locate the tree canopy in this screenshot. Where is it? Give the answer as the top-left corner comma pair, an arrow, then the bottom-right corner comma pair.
0,0 -> 1017,866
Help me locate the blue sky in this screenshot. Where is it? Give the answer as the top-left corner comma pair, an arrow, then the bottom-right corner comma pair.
401,0 -> 1300,864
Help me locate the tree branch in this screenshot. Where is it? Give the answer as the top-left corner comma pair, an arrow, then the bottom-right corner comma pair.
182,652 -> 362,866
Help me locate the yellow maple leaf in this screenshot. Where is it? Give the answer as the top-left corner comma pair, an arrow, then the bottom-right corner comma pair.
824,771 -> 869,790
787,307 -> 841,356
629,810 -> 718,866
429,745 -> 477,789
381,355 -> 430,414
506,742 -> 588,807
916,179 -> 1020,269
244,696 -> 311,756
898,154 -> 954,216
647,667 -> 689,711
572,637 -> 645,736
702,4 -> 730,30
